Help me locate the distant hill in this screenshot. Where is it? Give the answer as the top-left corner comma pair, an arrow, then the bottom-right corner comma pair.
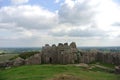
78,46 -> 120,52
0,47 -> 120,54
0,47 -> 41,54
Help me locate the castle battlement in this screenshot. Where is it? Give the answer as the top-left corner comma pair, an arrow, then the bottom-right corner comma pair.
41,42 -> 78,64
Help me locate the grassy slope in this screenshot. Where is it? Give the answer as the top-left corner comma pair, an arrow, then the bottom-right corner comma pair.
0,54 -> 18,62
0,65 -> 120,80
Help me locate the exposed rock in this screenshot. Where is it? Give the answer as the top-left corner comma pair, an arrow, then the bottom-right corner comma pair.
51,74 -> 82,80
0,61 -> 13,68
13,57 -> 25,66
115,65 -> 120,74
75,63 -> 89,68
0,62 -> 6,68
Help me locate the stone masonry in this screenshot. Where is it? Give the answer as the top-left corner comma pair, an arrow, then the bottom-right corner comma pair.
0,42 -> 120,68
41,42 -> 78,64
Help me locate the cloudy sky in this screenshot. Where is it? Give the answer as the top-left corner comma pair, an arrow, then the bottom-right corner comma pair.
0,0 -> 120,47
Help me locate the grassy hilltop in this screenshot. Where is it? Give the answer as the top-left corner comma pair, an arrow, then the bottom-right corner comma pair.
0,65 -> 120,80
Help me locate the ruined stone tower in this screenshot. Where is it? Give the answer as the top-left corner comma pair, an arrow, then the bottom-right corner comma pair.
41,42 -> 78,64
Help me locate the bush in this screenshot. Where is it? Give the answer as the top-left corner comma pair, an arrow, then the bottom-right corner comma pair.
9,55 -> 19,60
0,52 -> 6,55
19,51 -> 40,59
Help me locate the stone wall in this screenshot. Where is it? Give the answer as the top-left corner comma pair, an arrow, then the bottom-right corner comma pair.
25,53 -> 42,65
97,52 -> 120,65
41,42 -> 78,64
25,42 -> 120,65
77,51 -> 97,63
0,42 -> 120,68
76,51 -> 120,65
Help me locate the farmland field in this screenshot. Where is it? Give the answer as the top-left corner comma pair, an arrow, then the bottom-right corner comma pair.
0,54 -> 18,62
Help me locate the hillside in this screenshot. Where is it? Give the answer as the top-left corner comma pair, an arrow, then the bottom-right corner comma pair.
0,54 -> 18,62
0,65 -> 119,80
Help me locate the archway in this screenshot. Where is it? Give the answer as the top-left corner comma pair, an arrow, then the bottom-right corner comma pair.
49,57 -> 52,63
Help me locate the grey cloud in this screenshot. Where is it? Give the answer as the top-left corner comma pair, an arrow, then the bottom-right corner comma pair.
68,29 -> 105,37
51,28 -> 106,37
51,31 -> 66,37
58,0 -> 95,25
0,22 -> 17,29
112,22 -> 120,27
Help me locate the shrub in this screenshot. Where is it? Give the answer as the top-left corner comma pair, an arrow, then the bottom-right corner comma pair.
0,52 -> 6,55
9,55 -> 19,60
19,51 -> 40,59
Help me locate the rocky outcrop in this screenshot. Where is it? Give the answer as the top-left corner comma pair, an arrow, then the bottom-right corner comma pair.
13,57 -> 25,66
0,58 -> 24,68
0,61 -> 13,68
115,65 -> 120,74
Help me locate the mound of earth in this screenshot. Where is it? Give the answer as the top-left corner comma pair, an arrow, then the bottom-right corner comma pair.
51,74 -> 82,80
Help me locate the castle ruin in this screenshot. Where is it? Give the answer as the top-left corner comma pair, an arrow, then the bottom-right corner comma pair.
0,42 -> 120,69
25,42 -> 120,65
41,42 -> 78,64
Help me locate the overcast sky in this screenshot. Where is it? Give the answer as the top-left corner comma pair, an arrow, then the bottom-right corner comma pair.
0,0 -> 120,47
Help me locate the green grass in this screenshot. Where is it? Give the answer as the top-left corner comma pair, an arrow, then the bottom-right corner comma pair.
0,54 -> 18,62
99,62 -> 115,68
89,61 -> 115,68
0,65 -> 120,80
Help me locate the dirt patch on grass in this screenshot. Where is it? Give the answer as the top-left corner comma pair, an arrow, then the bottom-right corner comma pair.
75,63 -> 89,68
50,74 -> 83,80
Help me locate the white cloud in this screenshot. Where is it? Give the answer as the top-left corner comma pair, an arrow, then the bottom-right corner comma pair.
55,0 -> 60,3
11,0 -> 29,5
93,0 -> 120,30
57,0 -> 120,37
0,22 -> 33,40
0,5 -> 57,30
0,0 -> 120,47
58,0 -> 96,25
